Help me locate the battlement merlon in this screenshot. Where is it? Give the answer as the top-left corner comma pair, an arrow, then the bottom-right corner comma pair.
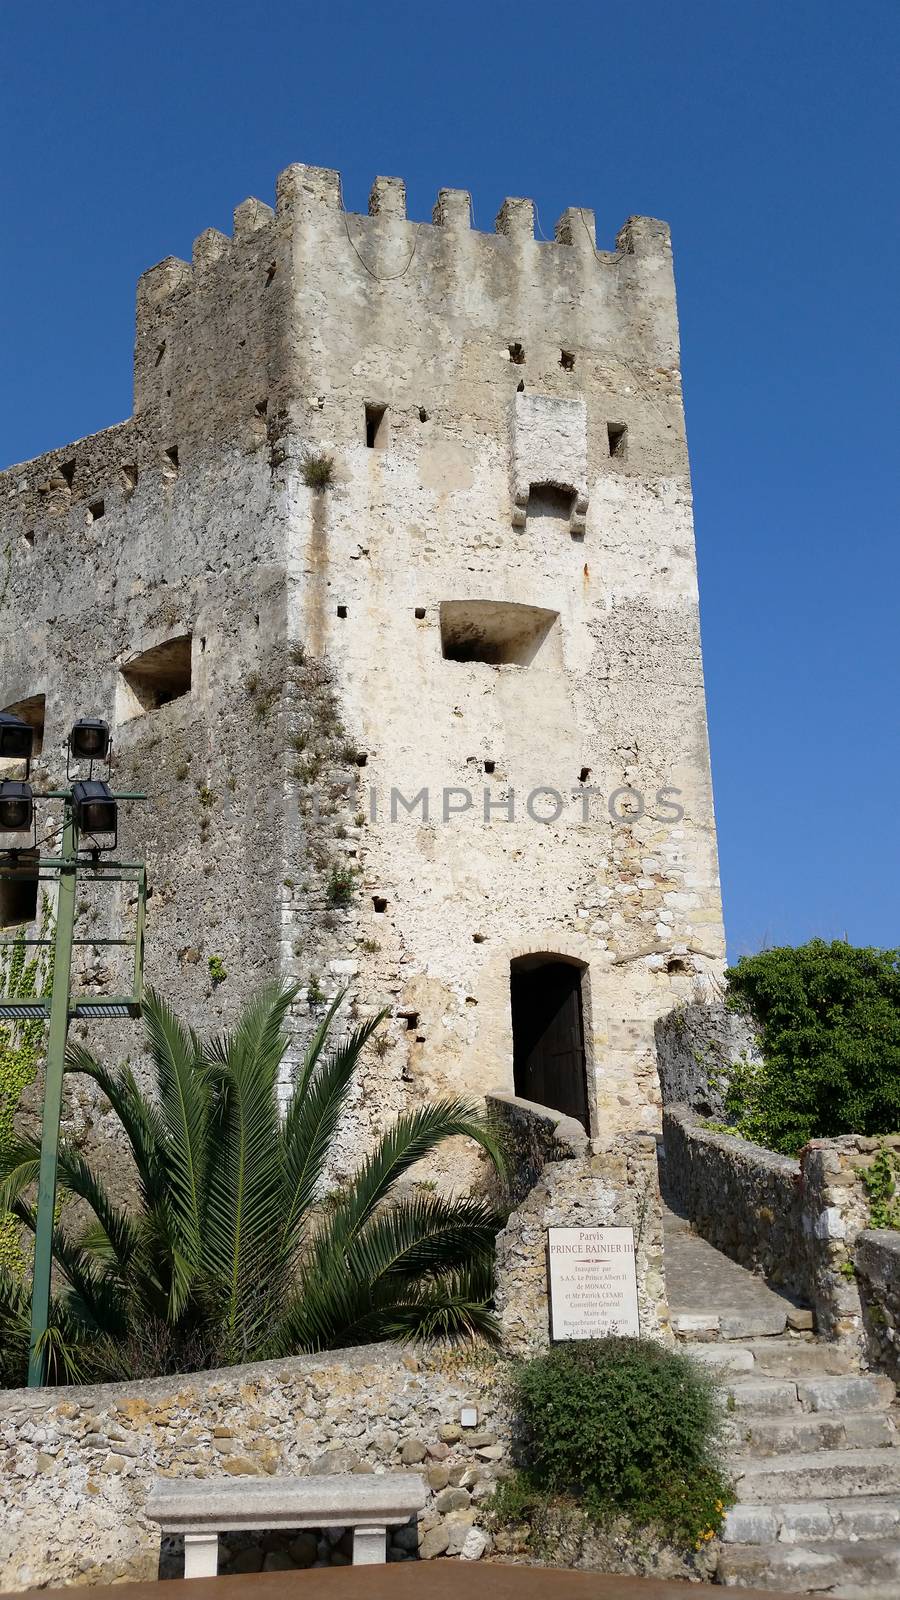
133,161 -> 681,420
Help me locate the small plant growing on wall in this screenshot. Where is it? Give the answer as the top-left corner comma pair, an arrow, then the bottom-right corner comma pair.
326,865 -> 355,908
307,972 -> 325,1007
208,954 -> 227,986
301,452 -> 335,490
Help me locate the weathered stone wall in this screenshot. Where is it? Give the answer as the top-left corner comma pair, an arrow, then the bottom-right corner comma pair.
0,157 -> 725,1182
654,1001 -> 760,1120
662,1106 -> 900,1351
856,1229 -> 900,1383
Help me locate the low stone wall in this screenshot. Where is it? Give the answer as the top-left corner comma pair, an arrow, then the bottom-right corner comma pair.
654,1002 -> 760,1121
663,1106 -> 900,1351
661,1105 -> 804,1296
0,1343 -> 506,1590
856,1229 -> 900,1383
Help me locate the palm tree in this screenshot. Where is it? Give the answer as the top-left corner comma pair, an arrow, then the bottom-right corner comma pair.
0,983 -> 504,1386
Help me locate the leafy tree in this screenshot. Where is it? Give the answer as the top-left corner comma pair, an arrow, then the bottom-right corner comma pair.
725,940 -> 900,1155
0,984 -> 503,1385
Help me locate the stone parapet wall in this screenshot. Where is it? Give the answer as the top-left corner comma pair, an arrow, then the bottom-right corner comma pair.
663,1105 -> 900,1354
856,1229 -> 900,1383
494,1120 -> 669,1356
654,1001 -> 760,1121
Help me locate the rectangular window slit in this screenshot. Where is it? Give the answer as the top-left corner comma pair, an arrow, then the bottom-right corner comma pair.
414,607 -> 426,620
87,498 -> 105,522
0,851 -> 39,928
560,350 -> 575,370
508,343 -> 525,365
373,895 -> 388,913
607,423 -> 628,459
336,604 -> 348,619
365,404 -> 389,449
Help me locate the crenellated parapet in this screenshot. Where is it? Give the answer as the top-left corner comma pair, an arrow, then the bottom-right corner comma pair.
133,162 -> 678,432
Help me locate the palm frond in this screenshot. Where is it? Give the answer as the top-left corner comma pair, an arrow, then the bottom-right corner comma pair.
347,1192 -> 502,1284
291,988 -> 347,1103
277,1009 -> 389,1263
65,1045 -> 167,1209
325,1099 -> 504,1246
141,989 -> 210,1315
55,1143 -> 139,1272
0,1135 -> 41,1214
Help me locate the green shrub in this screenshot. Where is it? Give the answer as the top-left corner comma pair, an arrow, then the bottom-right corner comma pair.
725,940 -> 900,1155
510,1338 -> 732,1546
208,954 -> 227,986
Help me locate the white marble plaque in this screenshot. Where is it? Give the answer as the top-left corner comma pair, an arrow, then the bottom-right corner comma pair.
547,1226 -> 640,1340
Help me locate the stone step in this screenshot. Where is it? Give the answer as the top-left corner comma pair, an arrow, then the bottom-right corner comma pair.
673,1305 -> 788,1341
731,1409 -> 897,1456
734,1447 -> 900,1503
725,1374 -> 894,1417
724,1495 -> 900,1547
717,1537 -> 900,1591
692,1339 -> 857,1380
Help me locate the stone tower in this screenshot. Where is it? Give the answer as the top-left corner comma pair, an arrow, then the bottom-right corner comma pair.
0,163 -> 725,1169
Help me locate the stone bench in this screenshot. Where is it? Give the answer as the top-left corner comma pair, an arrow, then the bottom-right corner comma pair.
147,1471 -> 427,1576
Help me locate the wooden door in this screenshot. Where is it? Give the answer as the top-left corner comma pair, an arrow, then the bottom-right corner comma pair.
511,960 -> 589,1131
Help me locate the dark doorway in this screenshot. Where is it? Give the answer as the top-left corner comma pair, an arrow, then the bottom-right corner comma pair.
510,957 -> 589,1130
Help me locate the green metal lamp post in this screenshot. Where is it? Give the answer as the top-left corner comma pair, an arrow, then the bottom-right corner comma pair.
0,715 -> 147,1387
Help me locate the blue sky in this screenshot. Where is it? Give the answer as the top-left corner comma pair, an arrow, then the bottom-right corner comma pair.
1,0 -> 897,962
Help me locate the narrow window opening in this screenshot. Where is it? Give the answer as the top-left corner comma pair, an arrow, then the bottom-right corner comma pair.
484,759 -> 496,774
372,895 -> 388,914
118,635 -> 192,722
414,607 -> 426,620
399,1011 -> 420,1031
60,460 -> 76,489
418,408 -> 428,423
23,530 -> 35,548
508,343 -> 525,365
121,463 -> 138,496
255,398 -> 268,418
200,637 -> 207,653
365,404 -> 389,449
440,600 -> 558,667
0,852 -> 39,928
87,498 -> 105,523
155,341 -> 167,367
265,261 -> 277,286
560,350 -> 575,370
516,379 -> 525,393
579,766 -> 591,784
336,604 -> 348,619
607,423 -> 628,459
355,752 -> 368,768
164,445 -> 179,475
1,694 -> 46,763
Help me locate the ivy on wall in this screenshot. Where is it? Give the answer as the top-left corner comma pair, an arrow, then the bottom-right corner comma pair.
0,896 -> 53,1274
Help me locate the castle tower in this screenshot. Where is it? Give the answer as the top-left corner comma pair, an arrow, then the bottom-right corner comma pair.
0,164 -> 725,1169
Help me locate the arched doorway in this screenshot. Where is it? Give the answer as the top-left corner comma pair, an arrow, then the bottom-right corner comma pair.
510,955 -> 590,1131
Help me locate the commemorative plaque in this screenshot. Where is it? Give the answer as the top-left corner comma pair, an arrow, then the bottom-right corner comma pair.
547,1226 -> 640,1340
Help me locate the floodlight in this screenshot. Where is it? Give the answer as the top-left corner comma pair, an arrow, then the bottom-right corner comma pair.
0,712 -> 33,762
0,780 -> 34,832
69,718 -> 111,762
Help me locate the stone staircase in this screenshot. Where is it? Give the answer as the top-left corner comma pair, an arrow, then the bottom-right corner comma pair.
664,1200 -> 900,1595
